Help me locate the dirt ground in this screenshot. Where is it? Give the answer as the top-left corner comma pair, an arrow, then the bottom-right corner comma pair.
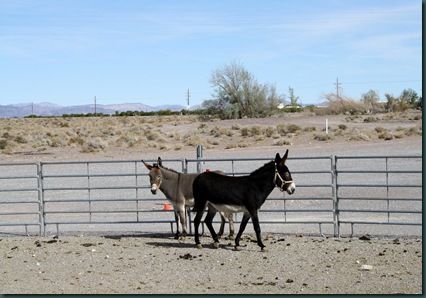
0,233 -> 422,294
0,111 -> 422,294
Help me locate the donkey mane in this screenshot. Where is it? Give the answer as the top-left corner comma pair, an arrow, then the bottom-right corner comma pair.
249,161 -> 274,177
157,164 -> 180,174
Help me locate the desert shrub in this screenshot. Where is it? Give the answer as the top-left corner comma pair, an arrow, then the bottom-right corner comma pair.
250,126 -> 263,136
338,124 -> 347,130
225,143 -> 238,149
68,136 -> 84,146
159,143 -> 170,150
375,126 -> 386,133
183,134 -> 201,146
287,124 -> 301,133
146,141 -> 157,148
240,127 -> 249,137
231,124 -> 241,130
276,123 -> 301,135
48,136 -> 67,147
207,139 -> 220,146
2,132 -> 11,139
314,133 -> 331,141
238,142 -> 249,148
303,126 -> 316,132
264,126 -> 276,137
146,131 -> 160,141
345,115 -> 362,122
273,139 -> 292,146
0,139 -> 7,149
378,132 -> 393,140
326,99 -> 368,115
364,116 -> 378,123
404,126 -> 422,136
81,137 -> 107,152
348,128 -> 370,141
174,144 -> 182,151
14,136 -> 27,144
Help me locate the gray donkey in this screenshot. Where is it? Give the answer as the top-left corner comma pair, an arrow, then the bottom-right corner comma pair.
142,157 -> 234,239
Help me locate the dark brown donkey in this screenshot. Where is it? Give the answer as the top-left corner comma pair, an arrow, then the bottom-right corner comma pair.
142,157 -> 234,239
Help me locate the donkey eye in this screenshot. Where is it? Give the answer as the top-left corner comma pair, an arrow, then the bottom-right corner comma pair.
285,172 -> 290,178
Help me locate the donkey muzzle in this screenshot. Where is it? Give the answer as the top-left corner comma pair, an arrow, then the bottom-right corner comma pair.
151,184 -> 158,195
286,182 -> 296,195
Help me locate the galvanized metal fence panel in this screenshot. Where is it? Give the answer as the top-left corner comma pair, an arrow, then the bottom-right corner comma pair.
0,153 -> 422,237
334,155 -> 422,237
39,159 -> 185,236
0,162 -> 42,235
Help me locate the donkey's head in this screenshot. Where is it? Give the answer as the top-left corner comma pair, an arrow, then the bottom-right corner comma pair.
274,149 -> 296,195
142,157 -> 163,195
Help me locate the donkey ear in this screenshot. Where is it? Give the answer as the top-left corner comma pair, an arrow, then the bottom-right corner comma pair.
280,149 -> 289,165
157,157 -> 162,167
275,153 -> 281,164
141,160 -> 153,170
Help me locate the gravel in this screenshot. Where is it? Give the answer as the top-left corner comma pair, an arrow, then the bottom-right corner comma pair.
0,233 -> 422,294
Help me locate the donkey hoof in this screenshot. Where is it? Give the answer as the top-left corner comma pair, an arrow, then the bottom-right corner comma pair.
196,244 -> 203,249
234,246 -> 241,251
261,247 -> 268,252
213,242 -> 220,249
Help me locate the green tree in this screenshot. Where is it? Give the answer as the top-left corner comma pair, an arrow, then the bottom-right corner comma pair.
288,86 -> 299,107
361,89 -> 382,113
205,61 -> 284,119
399,88 -> 419,108
384,93 -> 398,112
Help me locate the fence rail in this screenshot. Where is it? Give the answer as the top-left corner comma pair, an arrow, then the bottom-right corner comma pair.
0,151 -> 422,238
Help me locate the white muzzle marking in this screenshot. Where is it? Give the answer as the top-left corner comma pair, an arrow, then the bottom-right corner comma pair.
151,184 -> 158,194
287,182 -> 296,195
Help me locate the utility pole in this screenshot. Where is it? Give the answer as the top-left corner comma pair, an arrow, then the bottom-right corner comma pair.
186,89 -> 190,111
94,96 -> 97,116
334,77 -> 341,101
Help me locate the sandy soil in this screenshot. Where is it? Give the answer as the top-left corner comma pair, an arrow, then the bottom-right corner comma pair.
0,234 -> 422,294
0,111 -> 422,294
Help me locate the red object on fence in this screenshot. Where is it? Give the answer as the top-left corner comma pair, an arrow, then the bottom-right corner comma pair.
163,203 -> 173,211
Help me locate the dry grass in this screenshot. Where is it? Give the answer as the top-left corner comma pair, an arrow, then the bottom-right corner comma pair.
0,111 -> 422,155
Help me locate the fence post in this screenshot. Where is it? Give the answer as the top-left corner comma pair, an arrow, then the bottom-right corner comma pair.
331,155 -> 339,237
39,162 -> 46,236
36,162 -> 44,236
196,145 -> 203,173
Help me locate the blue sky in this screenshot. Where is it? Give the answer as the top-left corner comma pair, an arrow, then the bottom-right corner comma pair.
0,0 -> 422,108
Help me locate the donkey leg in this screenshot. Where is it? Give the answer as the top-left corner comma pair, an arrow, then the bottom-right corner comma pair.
193,210 -> 204,249
251,213 -> 266,251
177,207 -> 187,238
204,208 -> 220,248
228,213 -> 235,239
234,213 -> 251,251
217,212 -> 225,238
173,211 -> 180,239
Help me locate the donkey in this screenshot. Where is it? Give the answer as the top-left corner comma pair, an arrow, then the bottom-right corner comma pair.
142,157 -> 234,239
192,150 -> 296,251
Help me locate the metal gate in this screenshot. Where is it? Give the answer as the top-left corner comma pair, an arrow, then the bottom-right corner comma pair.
0,151 -> 422,237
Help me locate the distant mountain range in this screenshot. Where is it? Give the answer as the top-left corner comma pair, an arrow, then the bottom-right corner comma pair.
0,102 -> 199,118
